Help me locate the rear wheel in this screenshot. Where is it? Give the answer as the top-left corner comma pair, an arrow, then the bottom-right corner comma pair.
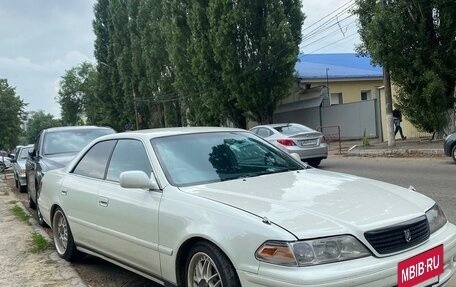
52,208 -> 81,261
452,145 -> 456,163
27,184 -> 36,209
36,187 -> 47,226
306,159 -> 321,167
185,241 -> 240,287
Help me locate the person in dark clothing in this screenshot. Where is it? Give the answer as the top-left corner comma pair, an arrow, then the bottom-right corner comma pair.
392,108 -> 406,140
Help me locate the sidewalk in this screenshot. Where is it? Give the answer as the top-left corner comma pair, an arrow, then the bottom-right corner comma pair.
328,137 -> 445,158
0,175 -> 87,287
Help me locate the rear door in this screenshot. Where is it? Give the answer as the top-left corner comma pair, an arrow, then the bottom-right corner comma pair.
61,140 -> 117,248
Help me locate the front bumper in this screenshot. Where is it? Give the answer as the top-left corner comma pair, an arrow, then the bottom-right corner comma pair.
17,174 -> 27,186
238,223 -> 456,287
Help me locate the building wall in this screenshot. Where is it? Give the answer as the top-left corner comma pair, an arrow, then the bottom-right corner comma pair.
305,79 -> 383,104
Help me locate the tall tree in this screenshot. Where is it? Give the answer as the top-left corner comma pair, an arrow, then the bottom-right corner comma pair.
24,111 -> 61,143
355,0 -> 456,134
0,79 -> 25,150
93,0 -> 118,128
208,0 -> 305,126
57,62 -> 98,125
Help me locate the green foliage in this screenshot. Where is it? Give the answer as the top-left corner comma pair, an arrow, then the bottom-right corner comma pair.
90,0 -> 304,128
30,232 -> 49,253
25,111 -> 61,143
10,205 -> 30,223
0,79 -> 26,150
355,0 -> 456,133
57,62 -> 98,125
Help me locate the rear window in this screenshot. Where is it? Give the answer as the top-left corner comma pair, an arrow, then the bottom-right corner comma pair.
43,128 -> 115,155
273,124 -> 314,135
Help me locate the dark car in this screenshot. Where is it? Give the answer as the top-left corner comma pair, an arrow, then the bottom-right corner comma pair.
444,131 -> 456,162
26,126 -> 115,224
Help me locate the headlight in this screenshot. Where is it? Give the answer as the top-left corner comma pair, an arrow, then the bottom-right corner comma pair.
255,235 -> 371,267
426,204 -> 447,234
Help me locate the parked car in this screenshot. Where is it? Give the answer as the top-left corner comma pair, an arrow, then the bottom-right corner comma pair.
250,123 -> 328,167
11,144 -> 34,192
26,126 -> 115,225
0,154 -> 12,172
39,127 -> 456,287
444,131 -> 456,162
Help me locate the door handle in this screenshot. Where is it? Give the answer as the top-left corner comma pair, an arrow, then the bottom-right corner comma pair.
99,197 -> 109,207
61,189 -> 67,195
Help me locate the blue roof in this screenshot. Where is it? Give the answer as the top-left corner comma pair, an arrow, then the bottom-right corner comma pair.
294,53 -> 383,79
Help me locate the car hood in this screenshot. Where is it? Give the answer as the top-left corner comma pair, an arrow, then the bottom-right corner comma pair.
179,169 -> 435,239
40,154 -> 76,171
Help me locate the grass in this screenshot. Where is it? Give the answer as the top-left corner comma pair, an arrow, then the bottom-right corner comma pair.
30,232 -> 49,253
7,200 -> 17,204
10,205 -> 30,223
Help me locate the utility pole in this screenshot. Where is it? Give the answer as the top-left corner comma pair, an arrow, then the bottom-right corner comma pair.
384,68 -> 395,146
132,89 -> 139,130
382,0 -> 395,146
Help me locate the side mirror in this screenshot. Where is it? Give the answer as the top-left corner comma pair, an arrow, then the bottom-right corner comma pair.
29,150 -> 36,158
290,153 -> 301,162
119,170 -> 160,190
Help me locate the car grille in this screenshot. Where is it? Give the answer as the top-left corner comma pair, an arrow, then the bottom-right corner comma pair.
364,215 -> 429,255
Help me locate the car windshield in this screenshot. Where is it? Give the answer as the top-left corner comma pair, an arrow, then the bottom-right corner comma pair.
274,124 -> 314,135
18,147 -> 33,160
43,129 -> 114,155
151,131 -> 303,187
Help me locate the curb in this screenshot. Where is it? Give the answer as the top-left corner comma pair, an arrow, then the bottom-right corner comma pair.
346,148 -> 444,157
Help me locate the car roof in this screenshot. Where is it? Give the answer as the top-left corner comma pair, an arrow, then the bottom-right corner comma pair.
97,126 -> 247,140
251,123 -> 301,129
43,126 -> 114,133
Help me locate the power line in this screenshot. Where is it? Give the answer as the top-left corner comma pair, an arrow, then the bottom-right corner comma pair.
300,19 -> 357,49
302,0 -> 355,33
302,32 -> 359,55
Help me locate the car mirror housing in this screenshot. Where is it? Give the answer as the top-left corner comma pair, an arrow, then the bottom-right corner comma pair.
119,170 -> 159,190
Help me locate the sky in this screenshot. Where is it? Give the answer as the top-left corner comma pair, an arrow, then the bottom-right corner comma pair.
0,0 -> 360,118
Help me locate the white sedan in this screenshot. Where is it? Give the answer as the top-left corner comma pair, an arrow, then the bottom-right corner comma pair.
39,127 -> 456,287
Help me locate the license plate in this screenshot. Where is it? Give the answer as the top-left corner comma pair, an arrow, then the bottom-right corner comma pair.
299,139 -> 317,146
397,245 -> 443,287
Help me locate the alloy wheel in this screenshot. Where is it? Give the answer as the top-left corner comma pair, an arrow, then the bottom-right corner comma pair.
53,210 -> 68,255
187,252 -> 222,287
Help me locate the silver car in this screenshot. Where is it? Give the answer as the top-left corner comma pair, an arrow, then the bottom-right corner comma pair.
11,144 -> 34,192
250,123 -> 328,167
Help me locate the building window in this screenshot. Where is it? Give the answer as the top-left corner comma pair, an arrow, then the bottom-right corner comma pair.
331,93 -> 343,105
361,90 -> 372,101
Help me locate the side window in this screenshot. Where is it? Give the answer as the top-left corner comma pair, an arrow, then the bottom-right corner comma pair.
106,139 -> 152,182
73,140 -> 117,179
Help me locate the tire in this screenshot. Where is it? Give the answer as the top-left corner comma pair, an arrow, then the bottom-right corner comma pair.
19,184 -> 27,193
52,208 -> 81,261
306,159 -> 321,167
0,162 -> 5,173
185,241 -> 240,287
27,184 -> 36,209
14,176 -> 18,188
36,187 -> 47,227
452,145 -> 456,163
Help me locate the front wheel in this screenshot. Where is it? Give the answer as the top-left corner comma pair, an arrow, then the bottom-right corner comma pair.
185,242 -> 240,287
52,208 -> 81,261
452,145 -> 456,163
